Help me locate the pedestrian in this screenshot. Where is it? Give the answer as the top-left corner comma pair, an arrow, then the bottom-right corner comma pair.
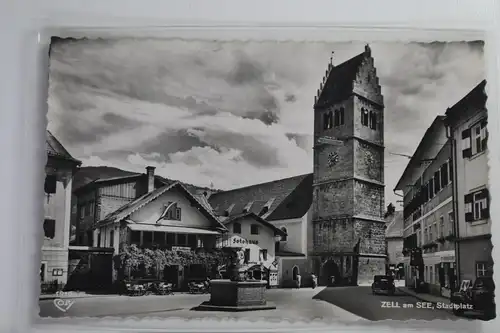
296,274 -> 301,289
311,273 -> 317,289
330,275 -> 336,286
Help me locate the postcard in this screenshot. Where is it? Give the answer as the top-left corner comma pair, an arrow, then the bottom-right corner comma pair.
39,37 -> 492,323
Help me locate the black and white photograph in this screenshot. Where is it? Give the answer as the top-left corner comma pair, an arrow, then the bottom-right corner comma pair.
39,37 -> 493,322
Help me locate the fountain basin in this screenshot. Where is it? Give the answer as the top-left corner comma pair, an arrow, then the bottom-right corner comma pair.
194,279 -> 276,312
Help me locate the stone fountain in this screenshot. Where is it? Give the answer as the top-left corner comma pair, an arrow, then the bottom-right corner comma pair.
194,248 -> 276,312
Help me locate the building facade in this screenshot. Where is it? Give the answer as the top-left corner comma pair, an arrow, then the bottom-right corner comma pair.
95,181 -> 227,288
217,212 -> 286,286
445,80 -> 492,285
42,131 -> 81,285
208,174 -> 313,287
395,116 -> 457,297
385,210 -> 404,276
73,166 -> 211,246
310,44 -> 386,286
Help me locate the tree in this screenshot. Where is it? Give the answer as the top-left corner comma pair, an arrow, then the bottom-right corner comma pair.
384,203 -> 396,218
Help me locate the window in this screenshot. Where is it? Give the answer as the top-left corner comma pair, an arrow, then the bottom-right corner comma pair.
323,111 -> 333,129
250,224 -> 259,235
448,211 -> 454,235
166,233 -> 175,244
440,162 -> 449,188
361,108 -> 369,126
177,234 -> 187,245
109,230 -> 114,247
425,266 -> 429,282
465,189 -> 489,222
424,227 -> 428,244
434,171 -> 441,194
369,111 -> 377,130
416,231 -> 421,247
131,231 -> 141,243
43,219 -> 55,239
188,234 -> 197,247
281,227 -> 287,241
462,119 -> 488,158
476,262 -> 487,277
79,206 -> 85,219
44,175 -> 57,194
143,231 -> 153,244
339,107 -> 345,125
97,232 -> 101,247
89,202 -> 94,217
233,222 -> 241,234
262,249 -> 268,261
428,178 -> 435,199
430,266 -> 434,284
439,216 -> 444,238
429,224 -> 434,242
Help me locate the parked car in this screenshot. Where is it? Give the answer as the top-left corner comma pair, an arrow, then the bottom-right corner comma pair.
451,276 -> 495,319
372,275 -> 396,295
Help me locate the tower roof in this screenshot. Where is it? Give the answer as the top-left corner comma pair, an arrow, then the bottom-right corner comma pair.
314,45 -> 371,108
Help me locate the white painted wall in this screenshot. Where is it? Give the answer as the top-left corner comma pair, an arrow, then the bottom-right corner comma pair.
130,188 -> 213,229
453,111 -> 490,238
217,216 -> 276,267
269,207 -> 311,255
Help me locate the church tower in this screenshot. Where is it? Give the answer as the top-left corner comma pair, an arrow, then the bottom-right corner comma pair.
310,45 -> 386,286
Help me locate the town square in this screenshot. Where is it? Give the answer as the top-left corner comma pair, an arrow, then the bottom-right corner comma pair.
39,38 -> 492,322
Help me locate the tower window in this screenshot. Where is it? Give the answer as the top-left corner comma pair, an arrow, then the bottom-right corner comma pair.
369,111 -> 377,130
334,108 -> 345,126
323,111 -> 333,130
361,108 -> 369,126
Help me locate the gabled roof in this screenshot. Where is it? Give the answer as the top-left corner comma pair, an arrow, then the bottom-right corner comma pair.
99,181 -> 227,231
394,116 -> 446,191
445,79 -> 487,126
46,130 -> 81,165
222,212 -> 287,237
385,211 -> 404,239
208,173 -> 313,221
314,47 -> 369,108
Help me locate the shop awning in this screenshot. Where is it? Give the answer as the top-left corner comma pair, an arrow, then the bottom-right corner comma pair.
127,224 -> 221,235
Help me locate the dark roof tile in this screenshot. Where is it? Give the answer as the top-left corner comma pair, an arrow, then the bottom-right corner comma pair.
46,130 -> 81,165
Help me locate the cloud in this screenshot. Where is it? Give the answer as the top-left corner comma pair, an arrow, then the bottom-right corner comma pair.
47,39 -> 484,207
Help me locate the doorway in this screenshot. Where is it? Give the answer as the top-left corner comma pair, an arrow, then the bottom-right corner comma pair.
322,260 -> 340,286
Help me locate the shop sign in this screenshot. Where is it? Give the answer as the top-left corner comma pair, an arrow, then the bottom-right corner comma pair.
269,272 -> 278,286
172,246 -> 191,252
232,238 -> 258,245
440,256 -> 455,263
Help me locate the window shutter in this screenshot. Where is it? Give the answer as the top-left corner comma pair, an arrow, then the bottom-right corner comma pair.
449,159 -> 453,181
440,164 -> 448,187
434,172 -> 441,193
44,175 -> 57,194
340,107 -> 345,125
480,188 -> 490,219
461,128 -> 472,158
464,193 -> 474,222
481,120 -> 488,151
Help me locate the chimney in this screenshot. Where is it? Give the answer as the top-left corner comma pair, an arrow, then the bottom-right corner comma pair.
146,166 -> 155,193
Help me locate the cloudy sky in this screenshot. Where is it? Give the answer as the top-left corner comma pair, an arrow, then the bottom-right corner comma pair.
47,38 -> 484,207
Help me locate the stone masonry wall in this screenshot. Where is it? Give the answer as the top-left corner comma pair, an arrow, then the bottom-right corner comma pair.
354,140 -> 383,182
313,139 -> 354,183
313,217 -> 355,253
353,181 -> 384,218
313,180 -> 354,220
353,219 -> 386,255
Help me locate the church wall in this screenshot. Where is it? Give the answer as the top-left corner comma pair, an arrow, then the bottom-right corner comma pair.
313,140 -> 354,183
354,140 -> 383,182
312,180 -> 354,220
312,217 -> 355,253
353,181 -> 384,218
353,219 -> 386,255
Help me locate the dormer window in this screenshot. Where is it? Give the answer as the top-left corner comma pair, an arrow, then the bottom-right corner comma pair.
233,222 -> 241,234
224,203 -> 235,217
159,202 -> 182,222
251,224 -> 259,235
259,197 -> 276,216
242,201 -> 253,213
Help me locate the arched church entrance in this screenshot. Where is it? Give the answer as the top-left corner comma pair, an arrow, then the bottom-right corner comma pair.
322,260 -> 340,287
